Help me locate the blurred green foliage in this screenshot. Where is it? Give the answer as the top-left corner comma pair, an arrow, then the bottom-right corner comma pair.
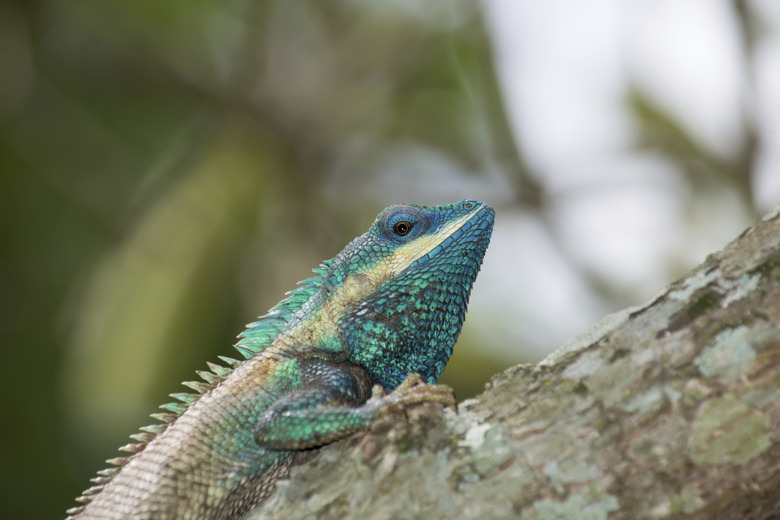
0,1 -> 522,517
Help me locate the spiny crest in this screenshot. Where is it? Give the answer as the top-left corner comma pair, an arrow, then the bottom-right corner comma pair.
67,261 -> 332,518
234,260 -> 332,358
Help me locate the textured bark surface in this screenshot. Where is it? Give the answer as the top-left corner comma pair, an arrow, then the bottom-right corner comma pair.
245,205 -> 780,520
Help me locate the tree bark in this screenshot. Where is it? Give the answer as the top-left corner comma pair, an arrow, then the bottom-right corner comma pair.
245,205 -> 780,520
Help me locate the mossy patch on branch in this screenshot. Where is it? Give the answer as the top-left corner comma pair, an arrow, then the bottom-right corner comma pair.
688,393 -> 771,465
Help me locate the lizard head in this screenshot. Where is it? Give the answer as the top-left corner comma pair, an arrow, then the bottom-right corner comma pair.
333,200 -> 495,390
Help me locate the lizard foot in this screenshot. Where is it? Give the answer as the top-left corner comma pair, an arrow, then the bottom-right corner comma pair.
369,373 -> 457,418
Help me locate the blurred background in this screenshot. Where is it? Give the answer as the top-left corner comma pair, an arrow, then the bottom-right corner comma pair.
1,0 -> 779,517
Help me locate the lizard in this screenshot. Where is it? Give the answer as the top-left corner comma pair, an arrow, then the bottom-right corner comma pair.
66,199 -> 495,520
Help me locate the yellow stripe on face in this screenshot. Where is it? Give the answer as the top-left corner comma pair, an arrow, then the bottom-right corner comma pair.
364,208 -> 477,283
278,206 -> 478,350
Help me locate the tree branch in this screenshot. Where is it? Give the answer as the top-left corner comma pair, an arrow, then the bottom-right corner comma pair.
246,204 -> 780,520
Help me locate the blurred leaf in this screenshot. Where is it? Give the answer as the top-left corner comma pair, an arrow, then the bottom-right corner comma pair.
627,86 -> 753,209
62,119 -> 284,471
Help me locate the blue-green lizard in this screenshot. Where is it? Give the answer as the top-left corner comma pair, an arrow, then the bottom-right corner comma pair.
67,200 -> 494,519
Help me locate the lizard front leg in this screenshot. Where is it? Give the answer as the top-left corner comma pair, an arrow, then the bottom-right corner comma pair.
254,363 -> 456,451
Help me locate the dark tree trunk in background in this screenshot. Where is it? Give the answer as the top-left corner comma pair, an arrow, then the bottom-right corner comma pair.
246,205 -> 780,520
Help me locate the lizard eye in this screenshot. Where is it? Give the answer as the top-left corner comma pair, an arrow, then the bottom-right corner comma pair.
392,221 -> 413,236
376,205 -> 429,242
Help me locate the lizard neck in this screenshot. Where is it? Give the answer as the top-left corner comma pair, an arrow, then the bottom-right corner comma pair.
340,267 -> 474,390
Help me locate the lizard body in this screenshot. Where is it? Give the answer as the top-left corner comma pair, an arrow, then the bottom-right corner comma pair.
67,200 -> 494,519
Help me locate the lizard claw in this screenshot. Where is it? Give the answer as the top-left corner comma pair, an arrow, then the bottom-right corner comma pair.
370,384 -> 388,400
